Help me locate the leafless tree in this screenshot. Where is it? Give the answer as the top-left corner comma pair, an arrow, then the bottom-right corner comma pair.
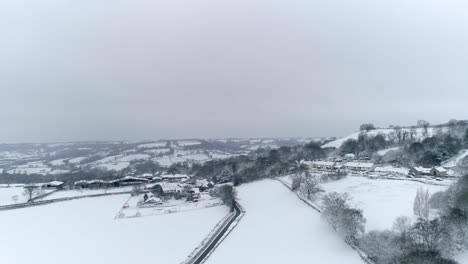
22,185 -> 40,202
300,176 -> 323,200
11,195 -> 19,204
413,187 -> 430,219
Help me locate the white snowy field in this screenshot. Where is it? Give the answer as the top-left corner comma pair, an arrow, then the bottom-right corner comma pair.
205,180 -> 364,264
39,186 -> 134,200
0,195 -> 229,264
455,251 -> 468,263
442,149 -> 468,168
0,187 -> 27,205
323,127 -> 447,149
320,176 -> 449,231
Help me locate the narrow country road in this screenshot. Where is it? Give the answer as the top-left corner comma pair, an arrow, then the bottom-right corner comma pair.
190,203 -> 241,264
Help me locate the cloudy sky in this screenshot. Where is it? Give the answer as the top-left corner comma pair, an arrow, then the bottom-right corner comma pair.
1,0 -> 468,143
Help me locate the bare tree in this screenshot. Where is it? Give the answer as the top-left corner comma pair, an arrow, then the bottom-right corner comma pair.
291,175 -> 302,190
131,184 -> 143,196
11,195 -> 19,204
360,123 -> 376,132
22,185 -> 40,202
212,185 -> 238,211
413,187 -> 430,219
300,176 -> 323,200
417,120 -> 430,138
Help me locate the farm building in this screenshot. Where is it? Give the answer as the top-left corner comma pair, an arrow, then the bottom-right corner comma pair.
118,176 -> 149,186
41,181 -> 64,189
431,167 -> 448,177
410,166 -> 432,176
308,161 -> 335,171
162,174 -> 189,182
344,162 -> 375,172
151,182 -> 184,197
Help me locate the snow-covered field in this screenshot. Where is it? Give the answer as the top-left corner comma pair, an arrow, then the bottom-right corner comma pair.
177,140 -> 201,146
0,195 -> 228,264
205,180 -> 364,264
39,187 -> 134,200
137,142 -> 167,148
455,251 -> 468,263
324,127 -> 447,149
320,176 -> 449,231
0,187 -> 27,205
442,149 -> 468,168
68,156 -> 86,164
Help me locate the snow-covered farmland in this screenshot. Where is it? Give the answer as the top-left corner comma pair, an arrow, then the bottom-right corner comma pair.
324,127 -> 447,149
177,140 -> 201,146
320,176 -> 449,231
442,149 -> 468,168
68,156 -> 87,164
50,158 -> 67,166
205,180 -> 364,264
0,187 -> 27,205
39,187 -> 134,201
455,251 -> 468,263
0,195 -> 229,264
137,142 -> 167,148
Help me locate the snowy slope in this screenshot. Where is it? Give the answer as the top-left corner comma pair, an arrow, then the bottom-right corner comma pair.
442,149 -> 468,168
320,176 -> 448,231
0,195 -> 228,264
324,127 -> 446,149
455,251 -> 468,263
205,180 -> 364,264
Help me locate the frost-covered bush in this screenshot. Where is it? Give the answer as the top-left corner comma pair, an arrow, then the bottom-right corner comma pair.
322,192 -> 366,244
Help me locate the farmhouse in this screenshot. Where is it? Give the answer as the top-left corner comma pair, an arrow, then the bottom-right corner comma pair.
118,176 -> 149,186
410,166 -> 432,176
431,167 -> 448,177
162,174 -> 189,182
41,181 -> 64,189
151,182 -> 183,198
344,162 -> 375,172
374,166 -> 409,176
309,161 -> 335,171
186,187 -> 201,201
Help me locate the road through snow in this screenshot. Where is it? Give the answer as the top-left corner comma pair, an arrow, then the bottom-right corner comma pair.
205,180 -> 365,264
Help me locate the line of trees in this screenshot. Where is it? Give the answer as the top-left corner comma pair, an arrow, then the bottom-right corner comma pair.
322,192 -> 367,244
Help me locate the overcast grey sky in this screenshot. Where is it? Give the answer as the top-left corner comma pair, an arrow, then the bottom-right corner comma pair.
1,0 -> 468,143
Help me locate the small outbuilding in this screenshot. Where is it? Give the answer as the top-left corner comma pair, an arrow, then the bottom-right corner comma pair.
410,166 -> 432,176
431,167 -> 448,177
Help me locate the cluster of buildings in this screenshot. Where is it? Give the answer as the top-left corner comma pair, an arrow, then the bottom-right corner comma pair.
305,160 -> 449,177
73,173 -> 213,204
305,160 -> 376,172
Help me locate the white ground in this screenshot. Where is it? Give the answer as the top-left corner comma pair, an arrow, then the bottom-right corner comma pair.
119,193 -> 222,218
323,127 -> 447,149
377,146 -> 401,156
68,156 -> 86,164
442,149 -> 468,168
455,251 -> 468,263
320,176 -> 449,231
40,186 -> 134,200
177,140 -> 201,146
137,142 -> 167,148
205,180 -> 364,264
0,187 -> 28,205
0,195 -> 229,264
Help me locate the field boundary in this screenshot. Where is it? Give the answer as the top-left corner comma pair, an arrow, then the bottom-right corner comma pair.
181,202 -> 245,264
0,191 -> 132,211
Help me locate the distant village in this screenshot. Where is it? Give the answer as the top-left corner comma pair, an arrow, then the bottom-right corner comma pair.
305,153 -> 450,180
